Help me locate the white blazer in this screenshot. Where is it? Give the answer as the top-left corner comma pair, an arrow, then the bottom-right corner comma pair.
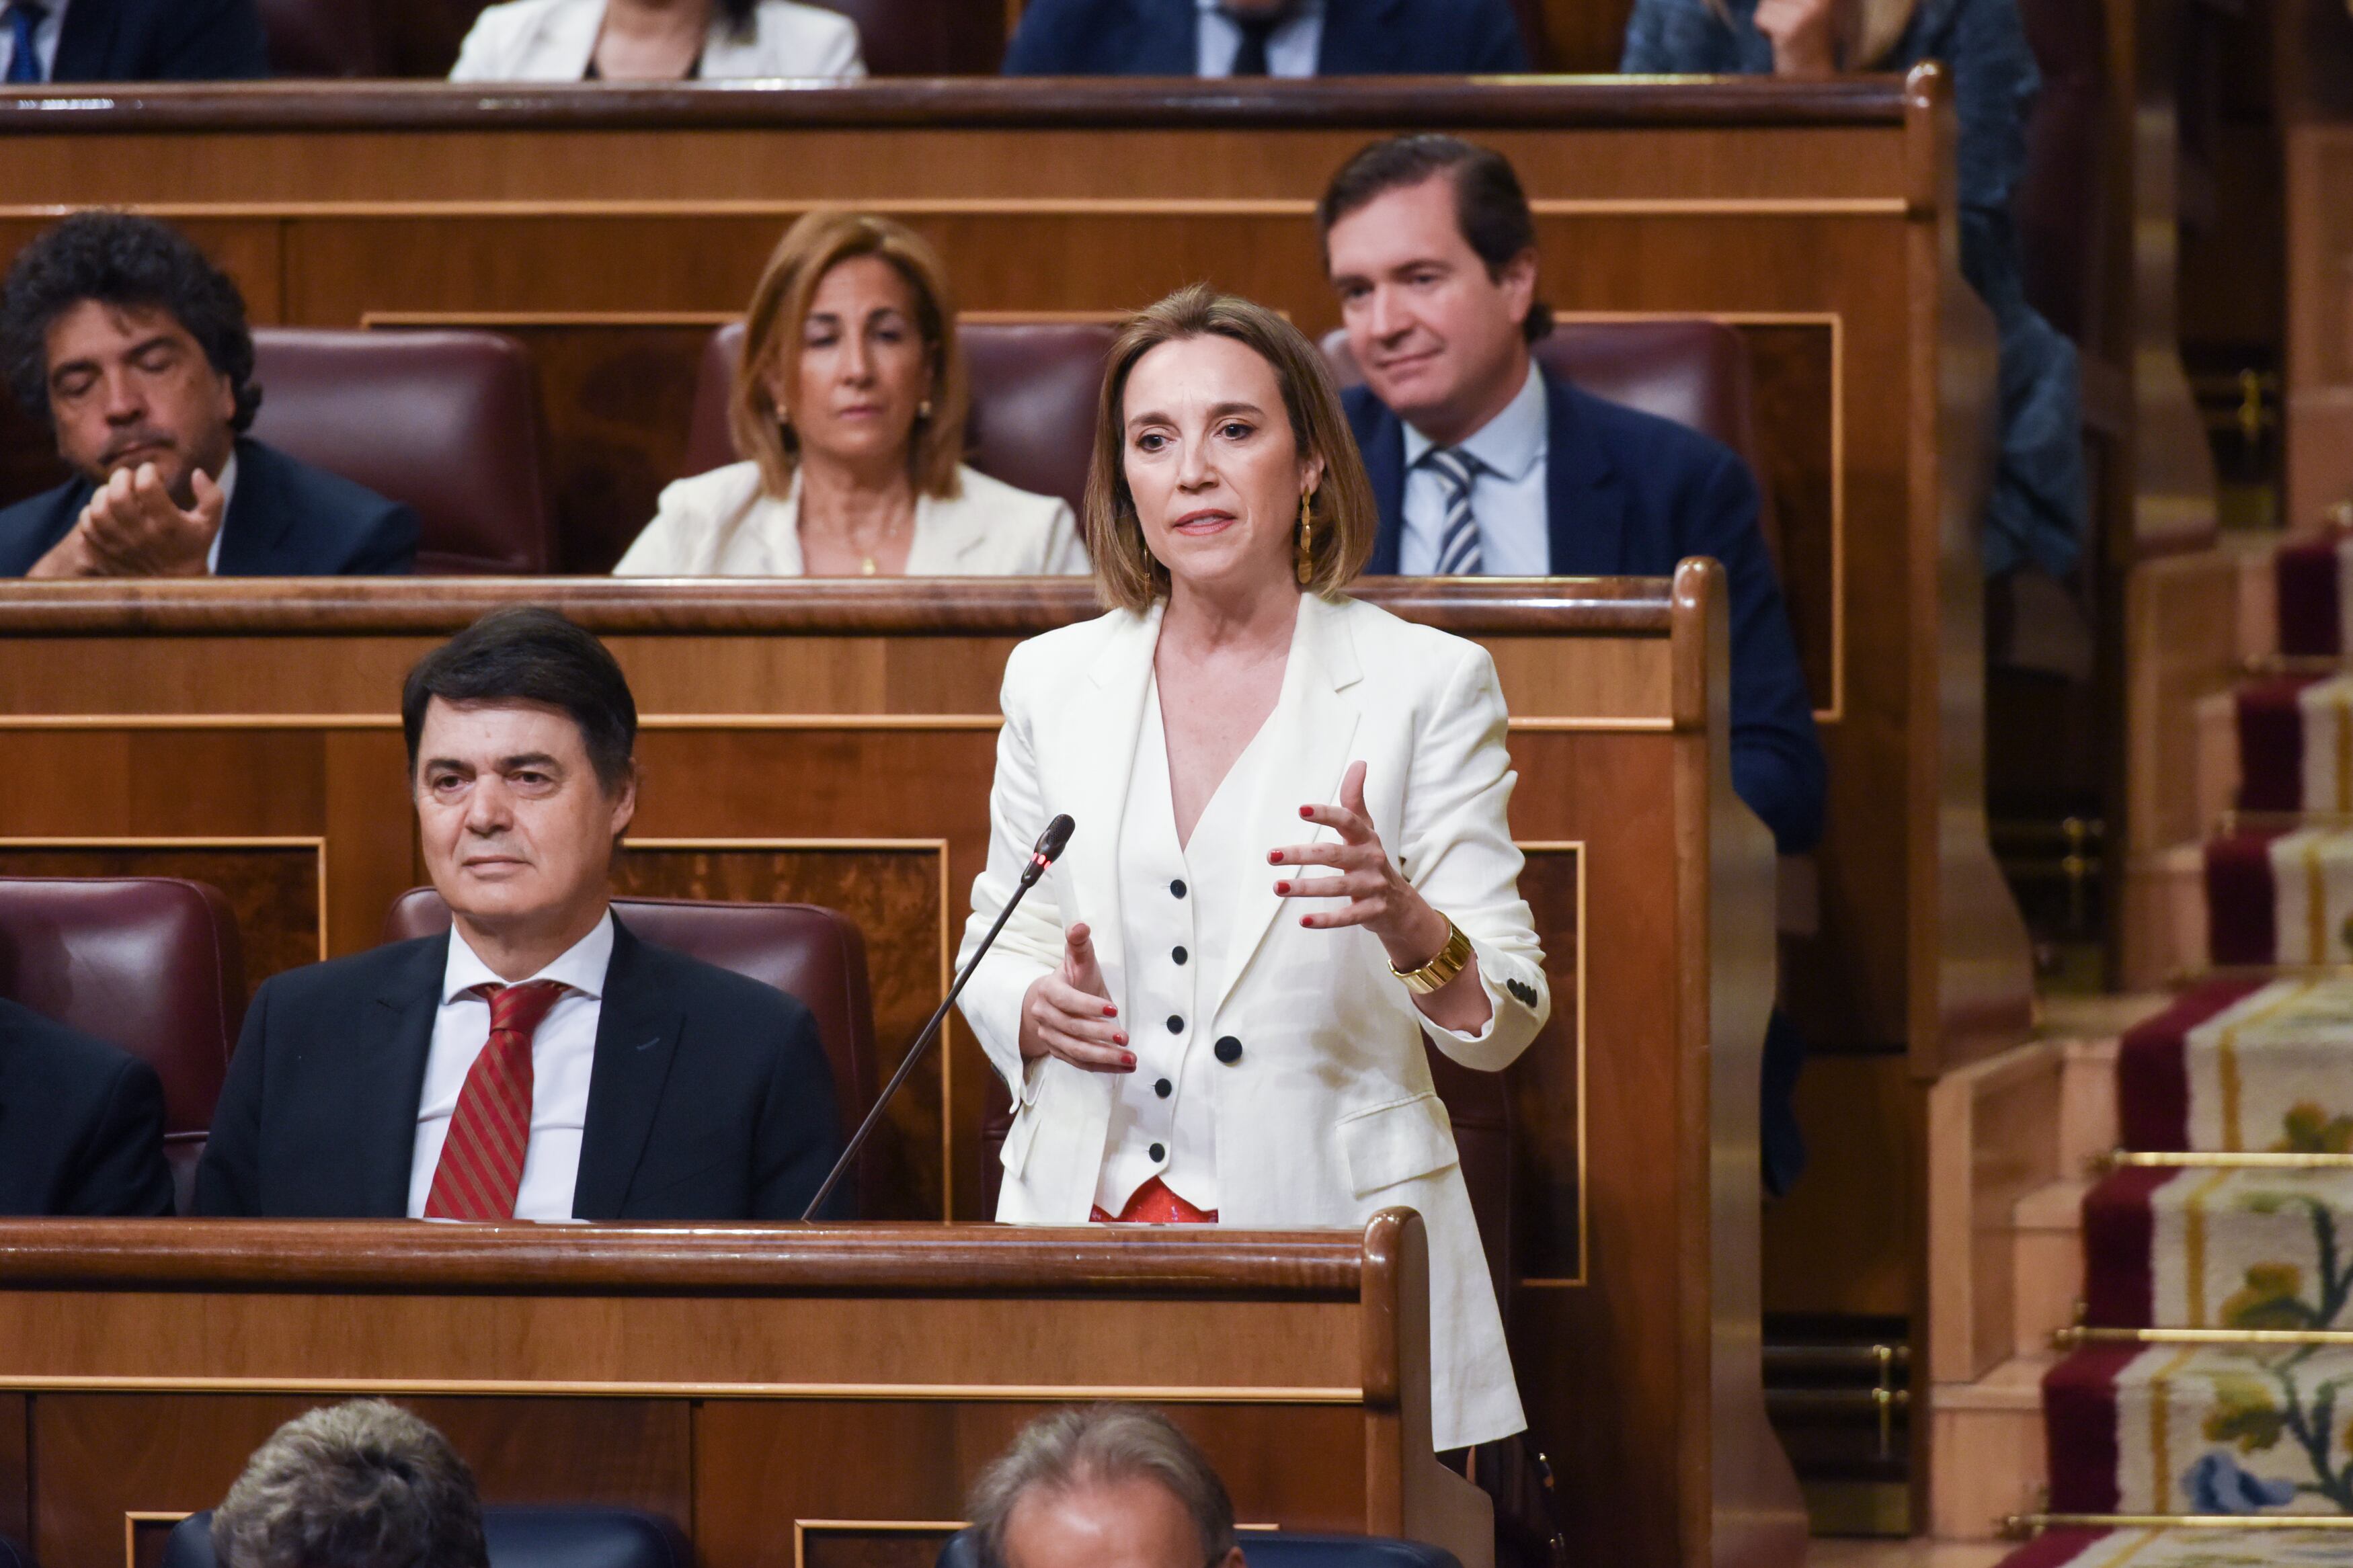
611,461 -> 1087,577
957,592 -> 1551,1451
450,0 -> 866,81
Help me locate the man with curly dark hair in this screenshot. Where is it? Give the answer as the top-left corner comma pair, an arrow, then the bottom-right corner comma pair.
0,212 -> 416,577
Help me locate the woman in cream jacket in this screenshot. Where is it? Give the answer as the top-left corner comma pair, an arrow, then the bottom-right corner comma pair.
452,0 -> 865,81
956,285 -> 1550,1453
616,211 -> 1084,577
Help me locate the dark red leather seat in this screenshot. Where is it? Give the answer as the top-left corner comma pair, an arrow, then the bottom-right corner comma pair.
0,877 -> 245,1212
256,0 -> 389,76
249,328 -> 555,575
806,0 -> 1009,73
1321,317 -> 1778,561
681,319 -> 1115,518
383,891 -> 882,1208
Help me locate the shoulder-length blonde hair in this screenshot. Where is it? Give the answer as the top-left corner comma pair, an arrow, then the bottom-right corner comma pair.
1084,284 -> 1375,612
730,210 -> 969,503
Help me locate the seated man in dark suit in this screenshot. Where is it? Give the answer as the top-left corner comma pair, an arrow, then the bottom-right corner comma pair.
1322,134 -> 1827,1192
0,212 -> 415,577
1,0 -> 269,83
0,995 -> 175,1215
1004,0 -> 1529,76
197,606 -> 848,1221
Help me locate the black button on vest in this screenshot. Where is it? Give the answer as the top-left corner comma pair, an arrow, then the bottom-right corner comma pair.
1213,1036 -> 1242,1064
1154,1077 -> 1172,1098
1172,945 -> 1189,965
1166,1014 -> 1184,1034
1170,878 -> 1187,898
1149,1142 -> 1167,1162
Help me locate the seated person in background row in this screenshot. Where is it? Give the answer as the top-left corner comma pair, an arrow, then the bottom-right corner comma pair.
197,606 -> 846,1221
0,0 -> 268,83
0,212 -> 418,578
1621,0 -> 2085,582
1320,134 -> 1826,1193
210,1401 -> 487,1568
1004,0 -> 1529,76
967,1405 -> 1246,1568
0,995 -> 173,1216
452,0 -> 864,81
616,211 -> 1084,577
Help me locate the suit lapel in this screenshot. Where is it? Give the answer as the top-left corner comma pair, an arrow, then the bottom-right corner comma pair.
354,936 -> 448,1216
1212,594 -> 1361,1018
1358,403 -> 1408,575
1317,0 -> 1410,71
1138,0 -> 1199,72
572,916 -> 684,1220
1061,608 -> 1160,1004
211,442 -> 299,576
1542,373 -> 1629,576
48,1 -> 116,81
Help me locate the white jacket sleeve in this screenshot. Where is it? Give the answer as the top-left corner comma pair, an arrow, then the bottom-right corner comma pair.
955,648 -> 1066,1104
1398,638 -> 1552,1071
447,5 -> 512,79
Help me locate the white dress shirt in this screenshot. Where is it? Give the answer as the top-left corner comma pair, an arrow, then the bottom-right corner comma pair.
1095,673 -> 1275,1214
1195,0 -> 1322,76
406,910 -> 615,1221
0,0 -> 68,83
1399,361 -> 1552,576
612,460 -> 1087,577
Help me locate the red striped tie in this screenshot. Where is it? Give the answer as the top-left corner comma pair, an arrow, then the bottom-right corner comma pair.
423,979 -> 568,1222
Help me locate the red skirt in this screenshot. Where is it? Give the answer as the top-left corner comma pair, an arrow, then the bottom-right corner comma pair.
1090,1175 -> 1218,1224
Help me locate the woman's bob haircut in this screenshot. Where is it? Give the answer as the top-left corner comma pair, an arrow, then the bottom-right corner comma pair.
729,209 -> 969,503
1084,283 -> 1375,612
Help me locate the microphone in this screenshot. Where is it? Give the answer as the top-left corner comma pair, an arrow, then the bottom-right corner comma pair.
801,815 -> 1076,1221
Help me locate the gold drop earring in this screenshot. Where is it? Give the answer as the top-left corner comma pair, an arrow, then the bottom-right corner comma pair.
1294,490 -> 1316,585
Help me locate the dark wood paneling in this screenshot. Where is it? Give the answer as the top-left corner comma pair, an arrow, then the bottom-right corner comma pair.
616,844 -> 947,1219
1505,846 -> 1582,1283
36,1395 -> 690,1568
0,1393 -> 26,1551
1739,321 -> 1837,710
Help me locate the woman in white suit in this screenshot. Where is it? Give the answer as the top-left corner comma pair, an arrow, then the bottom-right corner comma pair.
616,212 -> 1084,577
451,0 -> 865,81
956,284 -> 1550,1452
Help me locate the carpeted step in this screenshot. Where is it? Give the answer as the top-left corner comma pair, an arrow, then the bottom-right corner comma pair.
2084,1165 -> 2353,1329
2116,975 -> 2353,1151
2198,829 -> 2353,966
2046,1342 -> 2353,1516
1998,1526 -> 2353,1565
2238,675 -> 2338,812
2279,530 -> 2348,658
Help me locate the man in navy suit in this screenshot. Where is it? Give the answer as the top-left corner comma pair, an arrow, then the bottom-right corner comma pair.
0,997 -> 175,1216
1,0 -> 268,83
0,212 -> 415,577
1004,0 -> 1529,76
197,607 -> 848,1221
1322,134 -> 1826,1191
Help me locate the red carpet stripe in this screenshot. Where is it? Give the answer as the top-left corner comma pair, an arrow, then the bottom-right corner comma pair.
1992,1529 -> 2115,1568
2278,530 -> 2344,658
2118,976 -> 2270,1151
2081,1166 -> 2173,1329
2044,1344 -> 2142,1514
2237,675 -> 2323,812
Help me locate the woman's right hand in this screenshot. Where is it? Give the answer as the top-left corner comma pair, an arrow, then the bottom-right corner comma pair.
1017,923 -> 1136,1073
1755,0 -> 1838,73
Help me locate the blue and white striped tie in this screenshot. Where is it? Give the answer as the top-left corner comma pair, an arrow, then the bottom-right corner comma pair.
1421,446 -> 1484,576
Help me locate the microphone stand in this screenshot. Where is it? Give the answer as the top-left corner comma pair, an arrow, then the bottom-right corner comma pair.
801,815 -> 1074,1221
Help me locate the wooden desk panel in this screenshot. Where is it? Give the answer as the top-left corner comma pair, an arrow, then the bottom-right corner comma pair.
0,74 -> 2032,1073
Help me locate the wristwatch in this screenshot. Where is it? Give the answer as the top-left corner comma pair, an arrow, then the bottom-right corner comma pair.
1390,917 -> 1474,996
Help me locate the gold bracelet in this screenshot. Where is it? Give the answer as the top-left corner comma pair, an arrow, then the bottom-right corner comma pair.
1391,917 -> 1473,996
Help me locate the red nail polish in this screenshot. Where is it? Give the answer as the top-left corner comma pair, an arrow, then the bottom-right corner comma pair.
1103,1005 -> 1117,1017
1267,850 -> 1282,864
1275,880 -> 1291,895
1298,805 -> 1313,818
1122,1053 -> 1136,1068
1114,1033 -> 1127,1046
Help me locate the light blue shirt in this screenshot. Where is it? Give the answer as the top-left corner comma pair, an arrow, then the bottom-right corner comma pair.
1195,0 -> 1323,77
1399,362 -> 1550,576
0,0 -> 68,82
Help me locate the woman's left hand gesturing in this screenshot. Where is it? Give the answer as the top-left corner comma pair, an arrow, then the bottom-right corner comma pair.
1270,760 -> 1453,973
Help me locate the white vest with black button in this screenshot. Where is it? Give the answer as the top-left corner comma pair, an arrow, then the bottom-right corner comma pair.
957,593 -> 1553,1452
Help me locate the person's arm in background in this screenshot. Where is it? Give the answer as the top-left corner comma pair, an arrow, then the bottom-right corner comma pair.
1683,447 -> 1828,856
1620,0 -> 1759,73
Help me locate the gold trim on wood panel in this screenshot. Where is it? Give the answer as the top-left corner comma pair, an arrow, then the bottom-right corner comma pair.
1,1375 -> 1362,1401
0,712 -> 1679,734
2009,1514 -> 2353,1532
0,835 -> 329,958
793,1520 -> 968,1568
1553,309 -> 1847,725
0,198 -> 1917,222
2104,1150 -> 2353,1169
126,1512 -> 190,1568
1511,841 -> 1588,1288
627,836 -> 956,1220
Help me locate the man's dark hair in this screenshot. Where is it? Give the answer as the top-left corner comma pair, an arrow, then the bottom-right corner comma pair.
718,0 -> 757,31
210,1400 -> 489,1568
1317,134 -> 1555,343
402,606 -> 638,793
0,210 -> 261,434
